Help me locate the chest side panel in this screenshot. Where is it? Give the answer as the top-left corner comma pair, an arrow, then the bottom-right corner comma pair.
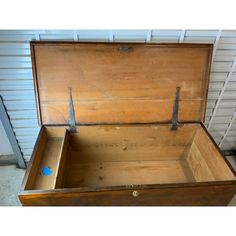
19,183 -> 236,206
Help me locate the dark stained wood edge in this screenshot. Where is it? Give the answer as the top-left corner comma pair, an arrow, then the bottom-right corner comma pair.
200,122 -> 236,177
19,179 -> 236,196
201,44 -> 213,122
19,183 -> 236,206
19,126 -> 45,191
43,121 -> 202,127
30,41 -> 213,126
30,43 -> 42,126
30,41 -> 213,48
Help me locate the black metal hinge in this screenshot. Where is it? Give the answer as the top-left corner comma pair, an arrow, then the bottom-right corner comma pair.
171,87 -> 180,131
68,88 -> 77,133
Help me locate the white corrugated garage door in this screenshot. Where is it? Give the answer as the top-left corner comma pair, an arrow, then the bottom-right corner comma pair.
0,30 -> 235,162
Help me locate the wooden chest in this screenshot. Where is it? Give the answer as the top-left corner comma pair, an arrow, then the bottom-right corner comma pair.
18,42 -> 236,206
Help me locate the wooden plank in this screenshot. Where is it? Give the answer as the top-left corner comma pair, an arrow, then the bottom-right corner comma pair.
186,142 -> 215,182
179,159 -> 196,182
19,183 -> 236,206
45,126 -> 68,137
193,127 -> 236,181
38,80 -> 204,101
68,124 -> 197,163
31,43 -> 212,125
63,160 -> 191,188
69,146 -> 187,163
69,124 -> 198,151
54,130 -> 69,188
40,99 -> 203,124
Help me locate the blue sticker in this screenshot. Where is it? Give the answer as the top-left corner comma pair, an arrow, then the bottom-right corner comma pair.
42,166 -> 52,176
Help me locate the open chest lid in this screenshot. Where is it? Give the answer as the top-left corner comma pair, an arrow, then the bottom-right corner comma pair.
31,42 -> 212,126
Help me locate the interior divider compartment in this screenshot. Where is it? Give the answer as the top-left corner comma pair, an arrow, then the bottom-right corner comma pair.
24,127 -> 48,190
54,130 -> 69,189
26,127 -> 68,190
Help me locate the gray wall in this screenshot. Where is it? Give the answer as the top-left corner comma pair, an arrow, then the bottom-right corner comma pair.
0,120 -> 13,155
0,30 -> 236,162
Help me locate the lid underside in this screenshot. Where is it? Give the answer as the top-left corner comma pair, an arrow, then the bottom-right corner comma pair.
31,42 -> 212,125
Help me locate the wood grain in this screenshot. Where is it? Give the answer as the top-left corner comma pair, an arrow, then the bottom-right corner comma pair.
193,128 -> 236,181
31,43 -> 212,125
24,127 -> 47,190
186,142 -> 215,182
32,137 -> 63,190
18,41 -> 236,206
40,99 -> 202,125
26,127 -> 67,190
69,124 -> 198,148
19,183 -> 236,206
54,130 -> 69,188
61,124 -> 198,188
20,123 -> 236,206
63,160 -> 192,188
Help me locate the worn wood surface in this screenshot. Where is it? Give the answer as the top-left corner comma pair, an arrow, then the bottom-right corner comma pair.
32,138 -> 63,190
19,183 -> 236,206
31,43 -> 212,125
186,142 -> 215,182
54,130 -> 69,189
68,124 -> 198,161
192,127 -> 235,180
62,124 -> 198,188
63,160 -> 191,188
19,42 -> 236,206
25,124 -> 198,190
24,127 -> 47,190
24,127 -> 67,190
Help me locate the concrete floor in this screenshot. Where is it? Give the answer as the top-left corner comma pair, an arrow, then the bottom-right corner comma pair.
0,158 -> 236,206
0,165 -> 25,206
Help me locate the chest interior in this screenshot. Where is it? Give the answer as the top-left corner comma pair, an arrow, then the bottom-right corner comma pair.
22,42 -> 236,195
24,123 -> 235,191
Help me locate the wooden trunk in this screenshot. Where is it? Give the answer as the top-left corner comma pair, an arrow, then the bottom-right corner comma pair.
18,42 -> 236,206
